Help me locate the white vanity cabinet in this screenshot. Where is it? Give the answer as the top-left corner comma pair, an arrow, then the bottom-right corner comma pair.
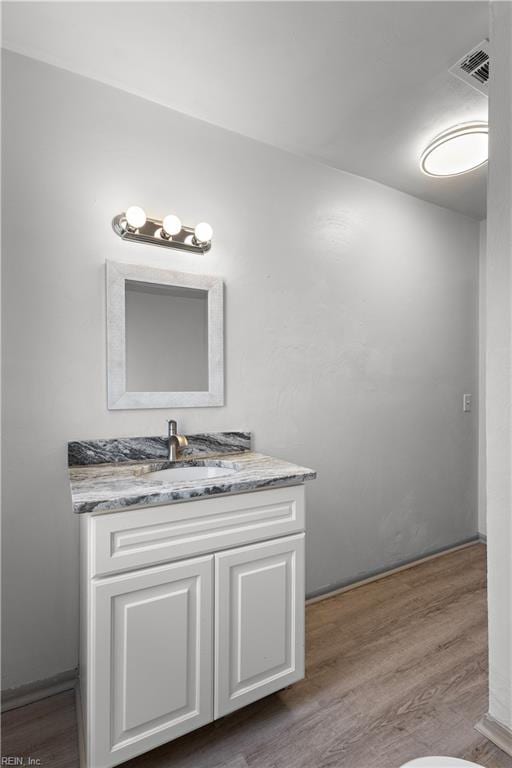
79,485 -> 306,768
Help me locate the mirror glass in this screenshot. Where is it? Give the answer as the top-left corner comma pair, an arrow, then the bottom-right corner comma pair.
125,281 -> 208,392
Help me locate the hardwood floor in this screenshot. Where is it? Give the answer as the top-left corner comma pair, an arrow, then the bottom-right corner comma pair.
3,543 -> 511,768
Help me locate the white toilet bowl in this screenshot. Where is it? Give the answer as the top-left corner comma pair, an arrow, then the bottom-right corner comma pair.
401,759 -> 483,768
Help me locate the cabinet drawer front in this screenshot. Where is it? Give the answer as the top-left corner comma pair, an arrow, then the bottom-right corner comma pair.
214,533 -> 305,718
89,556 -> 213,768
90,486 -> 305,576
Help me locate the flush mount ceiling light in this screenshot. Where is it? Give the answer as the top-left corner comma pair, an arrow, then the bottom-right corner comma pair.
420,122 -> 488,177
112,207 -> 213,253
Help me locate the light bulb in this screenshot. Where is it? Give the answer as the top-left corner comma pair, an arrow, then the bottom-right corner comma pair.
125,206 -> 147,229
162,214 -> 182,237
194,222 -> 213,243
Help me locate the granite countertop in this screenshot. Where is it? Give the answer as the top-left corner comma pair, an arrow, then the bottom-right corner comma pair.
68,432 -> 316,514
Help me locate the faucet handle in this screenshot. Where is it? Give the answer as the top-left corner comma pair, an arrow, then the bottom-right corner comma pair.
167,419 -> 177,436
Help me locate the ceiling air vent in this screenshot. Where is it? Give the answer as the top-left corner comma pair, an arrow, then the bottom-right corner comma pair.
449,39 -> 489,95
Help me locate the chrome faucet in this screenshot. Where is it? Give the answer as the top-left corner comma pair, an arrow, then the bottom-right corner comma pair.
167,419 -> 188,462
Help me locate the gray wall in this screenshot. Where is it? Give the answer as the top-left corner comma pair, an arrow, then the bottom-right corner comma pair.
478,219 -> 487,536
485,0 -> 512,731
1,51 -> 479,691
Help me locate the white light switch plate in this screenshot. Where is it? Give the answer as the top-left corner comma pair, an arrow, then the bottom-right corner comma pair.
463,394 -> 472,412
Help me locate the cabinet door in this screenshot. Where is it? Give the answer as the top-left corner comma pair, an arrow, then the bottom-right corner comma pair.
89,556 -> 213,768
214,534 -> 305,718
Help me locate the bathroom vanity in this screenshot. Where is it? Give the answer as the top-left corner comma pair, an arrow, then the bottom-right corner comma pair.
69,432 -> 315,768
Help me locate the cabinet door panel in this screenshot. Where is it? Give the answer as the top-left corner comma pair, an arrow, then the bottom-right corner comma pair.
215,534 -> 305,718
89,556 -> 213,768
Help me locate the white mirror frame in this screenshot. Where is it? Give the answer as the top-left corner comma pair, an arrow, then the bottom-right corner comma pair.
106,260 -> 224,409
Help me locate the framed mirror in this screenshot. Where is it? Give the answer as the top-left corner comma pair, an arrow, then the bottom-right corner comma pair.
106,261 -> 224,409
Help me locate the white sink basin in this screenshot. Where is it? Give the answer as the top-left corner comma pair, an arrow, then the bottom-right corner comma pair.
144,465 -> 236,482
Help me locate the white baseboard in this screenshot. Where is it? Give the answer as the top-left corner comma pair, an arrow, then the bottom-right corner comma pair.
1,668 -> 77,712
306,537 -> 481,605
476,713 -> 512,756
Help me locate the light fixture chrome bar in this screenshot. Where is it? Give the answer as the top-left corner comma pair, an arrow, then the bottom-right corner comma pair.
112,213 -> 212,253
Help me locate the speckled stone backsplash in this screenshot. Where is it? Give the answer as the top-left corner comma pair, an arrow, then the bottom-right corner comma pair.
68,432 -> 251,466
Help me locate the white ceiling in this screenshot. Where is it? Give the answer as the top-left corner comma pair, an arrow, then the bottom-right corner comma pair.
2,1 -> 489,219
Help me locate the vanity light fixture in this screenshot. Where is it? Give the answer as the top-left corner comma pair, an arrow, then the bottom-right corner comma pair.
112,207 -> 213,253
420,122 -> 488,177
